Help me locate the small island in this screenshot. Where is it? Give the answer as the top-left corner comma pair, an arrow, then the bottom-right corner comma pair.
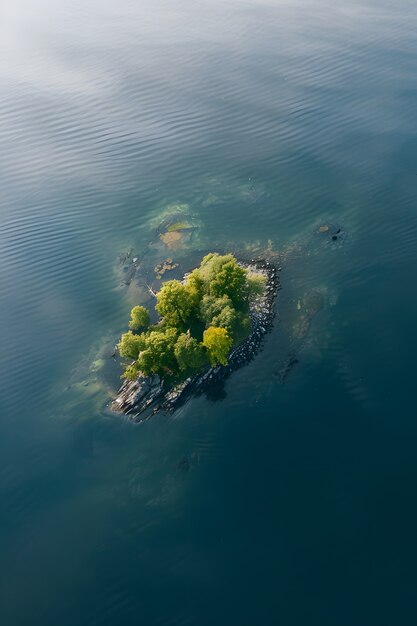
111,253 -> 278,420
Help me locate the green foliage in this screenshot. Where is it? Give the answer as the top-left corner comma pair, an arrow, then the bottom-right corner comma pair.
211,305 -> 238,334
189,253 -> 251,306
118,331 -> 146,359
235,311 -> 251,338
202,327 -> 233,366
136,328 -> 178,377
247,271 -> 266,300
123,363 -> 141,381
119,253 -> 266,380
199,294 -> 233,325
155,280 -> 198,327
199,293 -> 243,335
186,271 -> 205,301
174,332 -> 207,371
196,253 -> 235,283
209,259 -> 248,305
128,305 -> 150,331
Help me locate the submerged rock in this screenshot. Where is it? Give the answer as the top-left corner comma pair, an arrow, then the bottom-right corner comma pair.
177,456 -> 190,472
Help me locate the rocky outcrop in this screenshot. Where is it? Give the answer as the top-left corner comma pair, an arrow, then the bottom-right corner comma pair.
109,259 -> 278,422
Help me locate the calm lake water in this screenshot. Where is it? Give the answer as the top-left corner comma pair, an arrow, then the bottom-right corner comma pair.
1,1 -> 417,624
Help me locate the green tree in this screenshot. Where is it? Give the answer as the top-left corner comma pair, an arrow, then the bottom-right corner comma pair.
156,280 -> 197,327
211,305 -> 238,334
202,326 -> 233,366
129,305 -> 150,331
118,331 -> 147,359
185,270 -> 204,300
174,332 -> 207,371
193,253 -> 234,284
199,294 -> 233,325
209,259 -> 248,305
136,328 -> 178,377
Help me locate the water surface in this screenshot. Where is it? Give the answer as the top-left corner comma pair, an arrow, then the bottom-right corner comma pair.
1,1 -> 417,624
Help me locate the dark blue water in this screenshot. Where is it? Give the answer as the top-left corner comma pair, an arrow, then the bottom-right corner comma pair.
1,1 -> 417,624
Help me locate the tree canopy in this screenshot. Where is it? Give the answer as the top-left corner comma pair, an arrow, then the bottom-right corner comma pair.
117,253 -> 265,381
155,280 -> 198,327
129,305 -> 150,331
136,328 -> 178,377
174,332 -> 207,371
202,327 -> 233,366
118,331 -> 146,359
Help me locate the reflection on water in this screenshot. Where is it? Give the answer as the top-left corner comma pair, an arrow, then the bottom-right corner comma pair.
1,0 -> 417,624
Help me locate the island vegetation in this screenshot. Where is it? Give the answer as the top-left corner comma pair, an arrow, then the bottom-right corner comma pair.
118,253 -> 266,381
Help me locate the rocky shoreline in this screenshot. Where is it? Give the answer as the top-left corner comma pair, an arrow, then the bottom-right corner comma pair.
109,259 -> 279,422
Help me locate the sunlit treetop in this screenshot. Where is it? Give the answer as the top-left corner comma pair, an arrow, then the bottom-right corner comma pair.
118,253 -> 266,381
129,305 -> 150,331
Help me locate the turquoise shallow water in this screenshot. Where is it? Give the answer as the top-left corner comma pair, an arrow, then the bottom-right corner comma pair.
1,1 -> 417,624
